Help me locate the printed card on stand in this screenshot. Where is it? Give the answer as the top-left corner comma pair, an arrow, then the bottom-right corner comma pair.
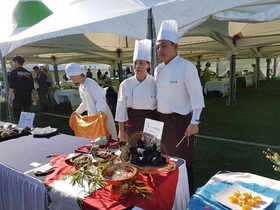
143,118 -> 164,141
18,112 -> 35,128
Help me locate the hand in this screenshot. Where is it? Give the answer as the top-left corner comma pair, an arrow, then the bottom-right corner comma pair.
71,111 -> 78,116
98,111 -> 106,116
185,124 -> 199,137
8,98 -> 13,107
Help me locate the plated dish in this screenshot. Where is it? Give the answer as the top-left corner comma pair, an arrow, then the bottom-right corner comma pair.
32,126 -> 57,136
212,183 -> 274,210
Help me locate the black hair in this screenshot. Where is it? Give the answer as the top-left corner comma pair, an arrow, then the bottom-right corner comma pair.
12,55 -> 25,65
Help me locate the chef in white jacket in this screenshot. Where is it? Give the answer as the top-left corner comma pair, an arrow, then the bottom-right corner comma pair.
155,20 -> 205,195
115,39 -> 157,142
65,63 -> 118,140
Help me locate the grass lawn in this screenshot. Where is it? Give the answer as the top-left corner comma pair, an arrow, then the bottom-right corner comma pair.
1,79 -> 279,192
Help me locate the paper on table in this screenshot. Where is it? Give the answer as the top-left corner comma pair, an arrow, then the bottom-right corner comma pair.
34,163 -> 54,175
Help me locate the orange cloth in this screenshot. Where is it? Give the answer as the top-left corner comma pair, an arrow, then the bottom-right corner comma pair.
69,114 -> 109,140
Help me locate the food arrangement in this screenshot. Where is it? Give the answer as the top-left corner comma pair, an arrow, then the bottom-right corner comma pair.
121,132 -> 177,173
212,184 -> 273,210
228,190 -> 262,209
101,163 -> 138,200
0,123 -> 31,139
128,139 -> 167,167
102,163 -> 137,182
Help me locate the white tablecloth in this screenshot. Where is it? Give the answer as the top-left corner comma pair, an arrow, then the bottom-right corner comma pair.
204,79 -> 229,97
53,89 -> 81,110
236,74 -> 255,87
206,171 -> 280,190
189,171 -> 280,209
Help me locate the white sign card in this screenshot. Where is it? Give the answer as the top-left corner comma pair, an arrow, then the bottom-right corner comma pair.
143,118 -> 164,141
18,112 -> 35,128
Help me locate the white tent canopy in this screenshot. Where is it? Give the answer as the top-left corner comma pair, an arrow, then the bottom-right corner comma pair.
0,0 -> 149,65
3,0 -> 280,65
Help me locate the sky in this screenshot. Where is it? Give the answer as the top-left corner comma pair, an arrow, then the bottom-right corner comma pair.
0,0 -> 72,42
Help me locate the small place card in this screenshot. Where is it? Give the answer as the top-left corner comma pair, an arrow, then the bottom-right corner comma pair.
18,112 -> 35,128
143,118 -> 164,141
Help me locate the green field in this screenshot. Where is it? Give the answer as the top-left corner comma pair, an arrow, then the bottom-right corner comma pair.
1,79 -> 279,192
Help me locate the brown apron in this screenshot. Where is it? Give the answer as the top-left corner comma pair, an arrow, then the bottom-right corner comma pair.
157,112 -> 194,165
126,108 -> 157,138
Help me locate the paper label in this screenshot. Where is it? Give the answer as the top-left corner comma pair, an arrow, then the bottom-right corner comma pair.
18,112 -> 35,128
143,118 -> 164,141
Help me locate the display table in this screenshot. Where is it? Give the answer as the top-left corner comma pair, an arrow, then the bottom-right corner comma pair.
236,74 -> 255,87
0,133 -> 190,210
0,133 -> 92,210
204,79 -> 229,97
53,89 -> 81,110
189,171 -> 280,209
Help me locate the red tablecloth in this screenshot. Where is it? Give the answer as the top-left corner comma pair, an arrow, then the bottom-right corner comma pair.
45,154 -> 179,210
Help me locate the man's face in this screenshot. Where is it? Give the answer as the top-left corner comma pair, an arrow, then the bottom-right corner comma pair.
156,40 -> 178,64
13,61 -> 19,68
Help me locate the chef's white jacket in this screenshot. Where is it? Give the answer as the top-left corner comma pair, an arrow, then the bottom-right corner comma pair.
155,55 -> 205,115
115,74 -> 157,122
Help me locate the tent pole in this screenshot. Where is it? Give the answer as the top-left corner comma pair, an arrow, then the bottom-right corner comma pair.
255,55 -> 260,91
146,8 -> 157,76
266,58 -> 271,80
227,36 -> 237,107
51,56 -> 59,86
273,57 -> 277,79
0,53 -> 13,122
116,49 -> 123,84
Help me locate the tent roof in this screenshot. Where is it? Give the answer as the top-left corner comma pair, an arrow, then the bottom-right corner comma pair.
2,0 -> 280,65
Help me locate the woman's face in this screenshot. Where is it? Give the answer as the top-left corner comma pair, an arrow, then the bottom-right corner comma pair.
133,60 -> 150,78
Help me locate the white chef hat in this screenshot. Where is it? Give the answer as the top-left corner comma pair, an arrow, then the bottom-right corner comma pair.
133,39 -> 152,62
65,62 -> 84,77
157,20 -> 178,44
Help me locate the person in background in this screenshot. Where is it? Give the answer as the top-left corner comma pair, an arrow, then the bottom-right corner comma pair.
65,63 -> 117,140
33,66 -> 49,112
43,66 -> 55,107
97,69 -> 102,80
125,68 -> 133,78
155,20 -> 205,195
196,63 -> 202,78
102,71 -> 112,85
103,79 -> 118,117
8,55 -> 35,123
201,61 -> 211,87
115,39 -> 157,142
63,73 -> 68,81
86,68 -> 93,79
43,67 -> 53,87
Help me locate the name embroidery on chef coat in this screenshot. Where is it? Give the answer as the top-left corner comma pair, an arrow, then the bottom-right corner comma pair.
170,81 -> 178,83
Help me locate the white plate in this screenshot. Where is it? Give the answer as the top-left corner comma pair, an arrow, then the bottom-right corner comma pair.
32,126 -> 57,136
212,183 -> 274,210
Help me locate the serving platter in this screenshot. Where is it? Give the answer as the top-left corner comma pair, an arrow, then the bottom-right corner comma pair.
32,126 -> 57,136
212,183 -> 274,210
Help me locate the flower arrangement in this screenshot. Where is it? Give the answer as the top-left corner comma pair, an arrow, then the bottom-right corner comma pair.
263,148 -> 280,172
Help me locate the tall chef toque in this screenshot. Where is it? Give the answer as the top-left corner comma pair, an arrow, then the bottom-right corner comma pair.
133,39 -> 152,62
157,20 -> 179,44
65,62 -> 84,77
